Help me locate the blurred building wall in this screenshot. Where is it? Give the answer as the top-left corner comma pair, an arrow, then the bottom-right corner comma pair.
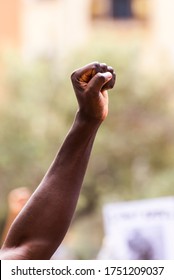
21,0 -> 92,60
150,0 -> 174,64
91,0 -> 149,19
92,0 -> 174,67
0,0 -> 174,64
0,0 -> 21,48
0,0 -> 91,60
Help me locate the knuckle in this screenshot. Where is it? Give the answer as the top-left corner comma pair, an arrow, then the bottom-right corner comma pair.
109,77 -> 116,88
70,71 -> 77,82
110,80 -> 116,89
91,62 -> 100,71
100,62 -> 107,66
107,66 -> 114,72
100,63 -> 107,71
100,62 -> 107,68
113,72 -> 116,81
96,72 -> 105,81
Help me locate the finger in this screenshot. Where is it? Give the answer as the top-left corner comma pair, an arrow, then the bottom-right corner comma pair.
102,70 -> 116,90
87,72 -> 112,94
107,66 -> 114,73
99,63 -> 108,73
99,65 -> 115,90
71,62 -> 100,83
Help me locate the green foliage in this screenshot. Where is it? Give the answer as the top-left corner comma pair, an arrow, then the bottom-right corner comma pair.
1,39 -> 174,258
69,41 -> 174,213
0,56 -> 76,213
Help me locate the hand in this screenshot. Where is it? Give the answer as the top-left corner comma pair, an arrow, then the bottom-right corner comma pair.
71,62 -> 116,122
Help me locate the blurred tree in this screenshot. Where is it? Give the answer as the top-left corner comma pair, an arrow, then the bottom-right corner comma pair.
1,40 -> 174,258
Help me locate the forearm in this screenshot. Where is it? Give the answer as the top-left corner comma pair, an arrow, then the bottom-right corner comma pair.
2,112 -> 101,259
1,62 -> 116,260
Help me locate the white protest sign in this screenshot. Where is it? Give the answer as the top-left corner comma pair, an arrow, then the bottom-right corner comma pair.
98,197 -> 174,260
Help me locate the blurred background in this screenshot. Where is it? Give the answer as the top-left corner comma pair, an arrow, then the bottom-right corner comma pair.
1,0 -> 174,259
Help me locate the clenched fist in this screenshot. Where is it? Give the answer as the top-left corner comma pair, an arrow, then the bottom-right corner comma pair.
71,62 -> 116,122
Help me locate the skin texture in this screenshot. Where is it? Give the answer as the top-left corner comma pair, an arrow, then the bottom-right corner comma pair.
0,62 -> 116,260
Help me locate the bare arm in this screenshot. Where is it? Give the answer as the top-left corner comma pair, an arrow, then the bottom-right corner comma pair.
1,62 -> 116,260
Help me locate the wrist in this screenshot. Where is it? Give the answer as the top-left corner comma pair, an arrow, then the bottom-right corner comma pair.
75,110 -> 103,129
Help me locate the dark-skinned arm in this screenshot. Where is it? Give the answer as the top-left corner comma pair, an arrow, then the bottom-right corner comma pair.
0,62 -> 116,260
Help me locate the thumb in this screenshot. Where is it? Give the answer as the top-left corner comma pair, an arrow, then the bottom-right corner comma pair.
87,72 -> 112,93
